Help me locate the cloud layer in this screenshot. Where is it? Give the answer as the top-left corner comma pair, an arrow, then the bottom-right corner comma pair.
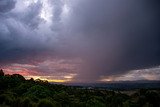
0,0 -> 160,82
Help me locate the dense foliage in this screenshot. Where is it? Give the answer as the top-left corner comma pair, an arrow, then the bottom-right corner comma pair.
0,70 -> 160,107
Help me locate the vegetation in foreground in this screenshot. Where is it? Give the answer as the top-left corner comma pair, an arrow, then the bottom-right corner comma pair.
0,69 -> 160,107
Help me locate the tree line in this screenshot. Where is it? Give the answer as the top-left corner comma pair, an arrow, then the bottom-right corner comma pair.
0,69 -> 160,107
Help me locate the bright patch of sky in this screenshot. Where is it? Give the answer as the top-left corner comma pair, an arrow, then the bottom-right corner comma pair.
40,0 -> 52,24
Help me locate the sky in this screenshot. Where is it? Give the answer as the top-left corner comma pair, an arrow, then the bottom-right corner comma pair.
0,0 -> 160,83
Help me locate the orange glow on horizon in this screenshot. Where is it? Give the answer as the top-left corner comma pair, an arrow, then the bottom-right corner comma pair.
47,79 -> 67,83
100,78 -> 112,82
24,75 -> 72,83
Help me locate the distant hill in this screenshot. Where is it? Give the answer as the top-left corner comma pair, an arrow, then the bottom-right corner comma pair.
64,80 -> 160,90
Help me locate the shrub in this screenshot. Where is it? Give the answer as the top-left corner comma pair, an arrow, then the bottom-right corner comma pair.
21,97 -> 32,107
24,85 -> 52,98
37,99 -> 56,107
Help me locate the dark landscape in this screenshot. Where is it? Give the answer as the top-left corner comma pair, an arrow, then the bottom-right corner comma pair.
0,70 -> 160,107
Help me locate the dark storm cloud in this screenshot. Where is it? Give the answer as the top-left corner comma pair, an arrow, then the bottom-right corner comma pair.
62,0 -> 160,82
19,1 -> 43,29
0,0 -> 160,82
0,0 -> 49,65
0,0 -> 16,13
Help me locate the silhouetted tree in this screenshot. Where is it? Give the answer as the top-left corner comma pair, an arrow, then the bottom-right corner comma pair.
11,74 -> 25,81
30,78 -> 34,81
0,69 -> 4,76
